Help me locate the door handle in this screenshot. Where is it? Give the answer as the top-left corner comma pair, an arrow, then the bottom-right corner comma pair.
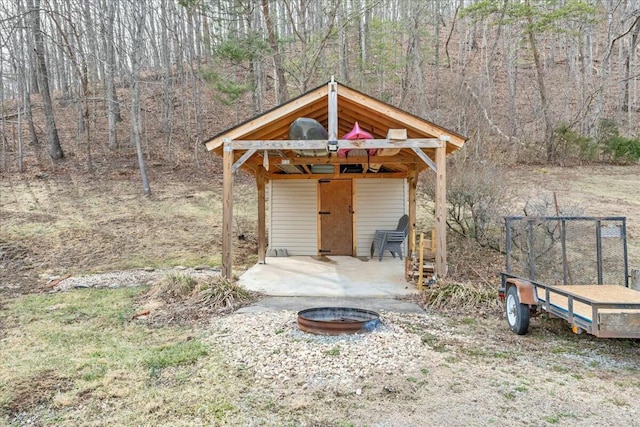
319,211 -> 331,215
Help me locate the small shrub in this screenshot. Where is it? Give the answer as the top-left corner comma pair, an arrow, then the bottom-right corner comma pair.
596,118 -> 619,147
604,136 -> 640,164
553,123 -> 598,164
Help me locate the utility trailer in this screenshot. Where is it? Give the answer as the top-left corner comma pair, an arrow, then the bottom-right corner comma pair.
498,216 -> 640,338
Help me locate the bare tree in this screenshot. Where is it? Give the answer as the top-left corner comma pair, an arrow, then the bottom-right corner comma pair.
101,0 -> 121,149
282,0 -> 339,91
129,0 -> 151,196
31,0 -> 63,160
47,0 -> 93,170
261,0 -> 289,103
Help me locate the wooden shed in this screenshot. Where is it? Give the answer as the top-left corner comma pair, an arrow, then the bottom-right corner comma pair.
204,79 -> 467,280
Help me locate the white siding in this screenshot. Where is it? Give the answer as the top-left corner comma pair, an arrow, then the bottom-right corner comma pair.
355,179 -> 407,257
269,180 -> 318,255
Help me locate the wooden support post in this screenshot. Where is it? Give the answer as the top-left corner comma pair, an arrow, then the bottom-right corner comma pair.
407,164 -> 418,278
222,140 -> 234,280
434,145 -> 447,277
257,167 -> 266,264
631,268 -> 640,291
328,79 -> 338,141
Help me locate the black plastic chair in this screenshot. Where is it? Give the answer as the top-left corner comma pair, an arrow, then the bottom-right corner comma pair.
370,215 -> 409,261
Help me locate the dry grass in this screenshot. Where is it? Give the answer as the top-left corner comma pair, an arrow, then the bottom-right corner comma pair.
147,273 -> 256,309
0,169 -> 258,294
0,287 -> 244,425
195,276 -> 255,310
422,280 -> 503,316
137,273 -> 257,326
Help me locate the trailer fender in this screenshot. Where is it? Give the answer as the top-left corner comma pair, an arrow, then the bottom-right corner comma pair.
505,279 -> 539,306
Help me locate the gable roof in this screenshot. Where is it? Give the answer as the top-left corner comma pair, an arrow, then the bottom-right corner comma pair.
204,81 -> 467,156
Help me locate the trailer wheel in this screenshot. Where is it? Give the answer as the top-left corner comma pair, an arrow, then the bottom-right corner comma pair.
506,286 -> 530,335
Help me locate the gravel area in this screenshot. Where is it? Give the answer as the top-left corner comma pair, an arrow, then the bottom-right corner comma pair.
50,266 -> 221,292
207,311 -> 457,394
204,309 -> 640,426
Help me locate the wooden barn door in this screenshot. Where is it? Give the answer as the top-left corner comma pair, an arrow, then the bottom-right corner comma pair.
318,180 -> 353,255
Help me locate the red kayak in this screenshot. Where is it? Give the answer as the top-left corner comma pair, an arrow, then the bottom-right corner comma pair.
338,122 -> 377,157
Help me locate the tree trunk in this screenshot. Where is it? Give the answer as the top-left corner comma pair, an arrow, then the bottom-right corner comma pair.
337,1 -> 349,82
160,0 -> 173,138
525,1 -> 553,162
623,17 -> 640,113
359,0 -> 368,77
0,57 -> 6,172
101,0 -> 120,149
32,0 -> 64,160
130,0 -> 151,196
248,6 -> 264,115
505,25 -> 518,145
261,0 -> 289,103
433,0 -> 441,109
16,0 -> 39,147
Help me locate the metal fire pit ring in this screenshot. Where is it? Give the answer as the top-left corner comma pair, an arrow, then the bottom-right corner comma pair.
297,307 -> 381,335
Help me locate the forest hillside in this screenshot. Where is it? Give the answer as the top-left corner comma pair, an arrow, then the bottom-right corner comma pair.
2,0 -> 640,176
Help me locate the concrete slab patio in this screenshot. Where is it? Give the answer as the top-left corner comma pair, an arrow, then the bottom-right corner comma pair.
238,255 -> 417,297
237,296 -> 424,314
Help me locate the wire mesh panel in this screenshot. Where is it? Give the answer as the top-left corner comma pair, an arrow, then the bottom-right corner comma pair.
505,217 -> 628,287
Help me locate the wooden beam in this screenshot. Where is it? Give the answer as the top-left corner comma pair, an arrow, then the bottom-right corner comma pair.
222,141 -> 234,279
232,149 -> 257,173
270,153 -> 417,165
328,79 -> 338,140
316,181 -> 322,256
434,145 -> 447,278
352,179 -> 358,256
267,171 -> 407,180
407,163 -> 418,277
412,147 -> 437,172
389,163 -> 409,172
257,167 -> 266,264
228,138 -> 443,151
